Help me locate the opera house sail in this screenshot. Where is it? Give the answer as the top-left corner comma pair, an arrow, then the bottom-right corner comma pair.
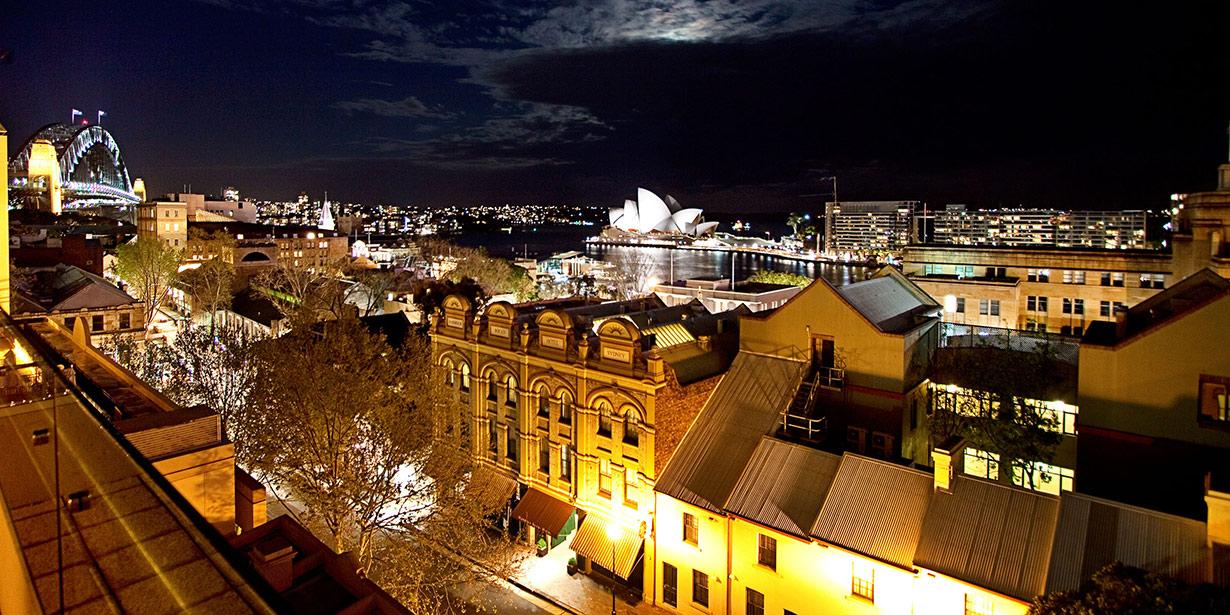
607,188 -> 718,237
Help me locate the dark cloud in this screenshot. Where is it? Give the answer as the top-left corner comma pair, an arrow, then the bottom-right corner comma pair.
332,96 -> 455,119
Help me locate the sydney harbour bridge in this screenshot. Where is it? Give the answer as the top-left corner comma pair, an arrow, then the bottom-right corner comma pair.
7,122 -> 143,213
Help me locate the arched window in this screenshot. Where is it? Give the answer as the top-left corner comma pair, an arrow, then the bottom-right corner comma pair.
537,385 -> 551,417
506,375 -> 519,409
559,391 -> 573,425
623,408 -> 641,446
487,372 -> 499,401
596,400 -> 612,437
442,359 -> 455,387
460,363 -> 471,392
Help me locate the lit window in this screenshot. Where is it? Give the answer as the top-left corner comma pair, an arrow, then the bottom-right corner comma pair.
624,467 -> 638,509
851,560 -> 875,602
598,459 -> 612,496
506,376 -> 519,408
460,363 -> 470,393
537,387 -> 551,417
965,593 -> 994,615
1199,376 -> 1230,423
597,402 -> 612,437
1013,461 -> 1074,495
757,534 -> 777,570
560,444 -> 571,482
964,448 -> 1000,481
558,391 -> 572,424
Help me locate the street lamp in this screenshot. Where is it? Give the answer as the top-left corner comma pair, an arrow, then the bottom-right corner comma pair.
605,522 -> 620,615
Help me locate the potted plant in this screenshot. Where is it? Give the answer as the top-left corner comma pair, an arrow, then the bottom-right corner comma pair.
567,556 -> 578,576
536,536 -> 548,557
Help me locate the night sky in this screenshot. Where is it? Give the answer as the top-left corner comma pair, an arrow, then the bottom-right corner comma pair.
2,1 -> 1228,211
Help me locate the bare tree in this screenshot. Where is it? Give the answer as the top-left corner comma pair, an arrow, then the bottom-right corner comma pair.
231,316 -> 519,607
608,248 -> 662,299
255,256 -> 350,329
113,238 -> 182,331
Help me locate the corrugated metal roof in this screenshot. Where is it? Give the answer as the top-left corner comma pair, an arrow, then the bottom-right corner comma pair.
569,515 -> 644,578
1045,493 -> 1211,593
724,437 -> 841,538
915,477 -> 1060,600
836,275 -> 931,333
643,321 -> 695,348
810,454 -> 933,568
654,353 -> 806,513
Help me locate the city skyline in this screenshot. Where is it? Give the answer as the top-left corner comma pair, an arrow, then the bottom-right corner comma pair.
3,1 -> 1229,211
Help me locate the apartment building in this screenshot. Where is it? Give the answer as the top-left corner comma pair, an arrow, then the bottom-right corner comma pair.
922,206 -> 1148,249
429,295 -> 736,597
823,201 -> 918,255
902,245 -> 1171,335
12,263 -> 145,343
136,199 -> 188,247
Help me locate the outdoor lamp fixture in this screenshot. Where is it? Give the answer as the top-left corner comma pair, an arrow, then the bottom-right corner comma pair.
605,522 -> 620,615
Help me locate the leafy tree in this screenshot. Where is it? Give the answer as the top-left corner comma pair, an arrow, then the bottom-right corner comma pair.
187,227 -> 237,261
1031,562 -> 1230,615
747,270 -> 813,287
113,238 -> 182,332
231,316 -> 519,608
417,238 -> 528,299
255,256 -> 350,329
928,340 -> 1068,490
178,258 -> 235,334
412,277 -> 487,316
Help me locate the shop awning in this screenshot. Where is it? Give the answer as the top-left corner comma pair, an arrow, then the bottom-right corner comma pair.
466,465 -> 518,511
569,515 -> 644,579
511,488 -> 575,536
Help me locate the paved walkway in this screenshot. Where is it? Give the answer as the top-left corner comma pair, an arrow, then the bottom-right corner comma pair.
513,543 -> 667,615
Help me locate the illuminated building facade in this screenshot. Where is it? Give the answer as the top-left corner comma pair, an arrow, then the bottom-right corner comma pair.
924,205 -> 1148,250
606,188 -> 718,236
823,200 -> 919,255
652,278 -> 802,313
430,295 -> 735,597
1172,159 -> 1230,279
903,245 -> 1171,335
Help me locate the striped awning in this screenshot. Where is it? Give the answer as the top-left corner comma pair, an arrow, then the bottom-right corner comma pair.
569,515 -> 644,578
512,488 -> 575,536
643,322 -> 695,348
465,465 -> 518,511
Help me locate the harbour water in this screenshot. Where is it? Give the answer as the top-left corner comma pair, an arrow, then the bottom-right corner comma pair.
453,223 -> 872,286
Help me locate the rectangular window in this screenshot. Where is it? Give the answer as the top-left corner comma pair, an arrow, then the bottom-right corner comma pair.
539,440 -> 550,473
506,379 -> 519,408
1062,270 -> 1073,284
598,406 -> 612,437
624,468 -> 638,510
559,398 -> 572,424
1028,296 -> 1036,311
598,460 -> 612,497
979,299 -> 989,316
955,298 -> 965,314
965,593 -> 993,615
757,534 -> 777,570
1199,376 -> 1230,423
1013,462 -> 1074,496
662,563 -> 678,607
506,426 -> 518,462
851,561 -> 875,602
963,448 -> 1000,481
92,314 -> 105,332
956,265 -> 974,278
746,588 -> 765,615
1073,298 -> 1084,315
488,419 -> 498,452
1062,298 -> 1072,314
923,264 -> 942,275
1037,269 -> 1050,282
1100,301 -> 1111,317
560,445 -> 571,482
119,312 -> 131,329
683,512 -> 698,545
1112,272 -> 1125,287
538,393 -> 551,417
488,379 -> 499,401
692,570 -> 709,607
990,300 -> 1000,316
1100,272 -> 1111,286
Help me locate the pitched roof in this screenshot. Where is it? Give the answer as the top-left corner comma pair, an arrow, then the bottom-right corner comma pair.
915,477 -> 1060,600
654,352 -> 806,513
1083,268 -> 1230,345
836,270 -> 938,333
13,264 -> 138,314
724,438 -> 841,538
810,455 -> 933,568
1045,493 -> 1211,593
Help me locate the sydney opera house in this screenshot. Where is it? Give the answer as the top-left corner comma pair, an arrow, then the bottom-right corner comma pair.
606,188 -> 718,237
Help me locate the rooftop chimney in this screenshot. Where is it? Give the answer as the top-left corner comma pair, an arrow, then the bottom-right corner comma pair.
931,436 -> 966,494
1114,305 -> 1129,339
251,536 -> 296,592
